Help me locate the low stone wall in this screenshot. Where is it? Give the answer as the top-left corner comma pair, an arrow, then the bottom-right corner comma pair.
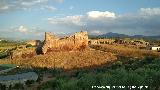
89,39 -> 149,49
89,39 -> 116,45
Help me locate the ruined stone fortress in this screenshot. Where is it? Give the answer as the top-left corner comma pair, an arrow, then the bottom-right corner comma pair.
11,31 -> 89,59
42,31 -> 89,54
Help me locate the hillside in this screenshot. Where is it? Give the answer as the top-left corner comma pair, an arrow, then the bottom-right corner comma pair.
0,50 -> 117,69
90,32 -> 160,40
0,43 -> 160,89
98,32 -> 129,38
0,31 -> 159,90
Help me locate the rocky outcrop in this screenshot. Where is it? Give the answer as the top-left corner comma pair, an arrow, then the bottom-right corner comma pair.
42,31 -> 88,54
10,48 -> 36,59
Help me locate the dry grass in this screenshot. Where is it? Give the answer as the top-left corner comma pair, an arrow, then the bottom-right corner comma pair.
10,47 -> 36,59
90,44 -> 160,58
0,50 -> 117,70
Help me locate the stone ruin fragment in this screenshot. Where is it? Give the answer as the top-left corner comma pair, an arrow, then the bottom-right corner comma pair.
42,31 -> 88,54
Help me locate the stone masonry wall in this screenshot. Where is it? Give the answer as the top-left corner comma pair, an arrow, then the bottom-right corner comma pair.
42,31 -> 88,54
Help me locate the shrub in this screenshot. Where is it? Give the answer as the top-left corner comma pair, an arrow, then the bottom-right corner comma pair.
26,44 -> 33,48
151,72 -> 160,89
13,83 -> 24,89
56,79 -> 78,90
0,51 -> 8,59
111,61 -> 123,69
77,74 -> 97,89
25,80 -> 35,86
115,61 -> 123,66
0,83 -> 6,90
125,72 -> 145,86
144,57 -> 155,64
38,81 -> 54,90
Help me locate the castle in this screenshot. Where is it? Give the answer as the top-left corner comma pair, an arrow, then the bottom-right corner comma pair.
10,31 -> 89,59
42,31 -> 88,54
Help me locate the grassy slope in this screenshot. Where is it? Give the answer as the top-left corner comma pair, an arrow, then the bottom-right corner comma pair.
90,44 -> 160,58
0,50 -> 117,69
0,41 -> 24,59
37,45 -> 160,90
38,56 -> 160,90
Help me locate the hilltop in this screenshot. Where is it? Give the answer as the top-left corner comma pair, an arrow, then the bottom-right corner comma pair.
90,32 -> 160,40
0,31 -> 117,69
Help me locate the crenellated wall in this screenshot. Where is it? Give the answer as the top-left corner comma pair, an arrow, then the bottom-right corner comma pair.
42,31 -> 88,54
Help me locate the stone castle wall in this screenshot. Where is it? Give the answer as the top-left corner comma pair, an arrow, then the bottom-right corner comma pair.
42,31 -> 88,54
89,39 -> 115,45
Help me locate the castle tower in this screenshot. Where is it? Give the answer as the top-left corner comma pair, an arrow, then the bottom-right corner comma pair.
45,32 -> 55,42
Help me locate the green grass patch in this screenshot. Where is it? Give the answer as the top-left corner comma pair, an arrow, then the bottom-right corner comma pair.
0,64 -> 16,71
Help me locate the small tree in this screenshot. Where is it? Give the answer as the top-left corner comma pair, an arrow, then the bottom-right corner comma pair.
0,83 -> 6,90
25,80 -> 35,86
13,83 -> 24,90
8,85 -> 12,90
26,44 -> 33,48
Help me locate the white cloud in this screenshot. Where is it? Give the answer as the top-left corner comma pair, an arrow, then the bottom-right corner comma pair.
87,11 -> 116,19
2,8 -> 160,40
47,8 -> 160,36
21,0 -> 48,6
0,5 -> 9,10
18,26 -> 28,33
47,11 -> 116,27
0,0 -> 60,12
140,8 -> 160,16
55,0 -> 64,3
9,26 -> 44,39
44,5 -> 57,11
90,30 -> 102,35
48,15 -> 84,26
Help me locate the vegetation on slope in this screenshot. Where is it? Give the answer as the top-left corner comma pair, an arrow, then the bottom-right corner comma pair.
38,57 -> 160,90
0,40 -> 160,90
0,40 -> 25,59
90,44 -> 160,58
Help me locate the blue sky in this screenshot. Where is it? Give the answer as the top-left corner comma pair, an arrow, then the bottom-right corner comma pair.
0,0 -> 160,40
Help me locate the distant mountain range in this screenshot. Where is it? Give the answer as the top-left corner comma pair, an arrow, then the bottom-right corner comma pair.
89,32 -> 160,40
1,32 -> 160,41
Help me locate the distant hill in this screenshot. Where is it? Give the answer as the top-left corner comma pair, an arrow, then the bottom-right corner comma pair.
98,32 -> 129,38
89,32 -> 160,40
145,35 -> 160,40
